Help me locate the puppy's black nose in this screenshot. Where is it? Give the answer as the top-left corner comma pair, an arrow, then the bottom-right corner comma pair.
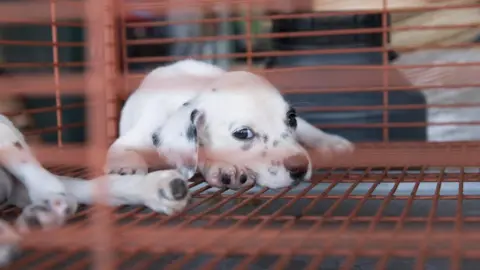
284,154 -> 309,180
221,174 -> 231,185
169,178 -> 188,200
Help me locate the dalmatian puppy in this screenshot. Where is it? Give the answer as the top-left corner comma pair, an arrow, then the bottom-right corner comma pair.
0,168 -> 59,267
105,59 -> 354,189
0,115 -> 78,226
0,114 -> 192,266
0,114 -> 190,216
5,170 -> 190,219
0,164 -> 190,267
0,169 -> 191,267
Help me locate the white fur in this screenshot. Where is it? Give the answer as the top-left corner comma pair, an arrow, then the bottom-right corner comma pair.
106,59 -> 354,189
58,170 -> 190,215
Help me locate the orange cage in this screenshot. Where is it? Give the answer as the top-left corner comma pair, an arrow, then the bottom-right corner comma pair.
0,0 -> 480,269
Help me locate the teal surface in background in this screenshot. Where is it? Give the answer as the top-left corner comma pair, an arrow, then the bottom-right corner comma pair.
0,23 -> 86,143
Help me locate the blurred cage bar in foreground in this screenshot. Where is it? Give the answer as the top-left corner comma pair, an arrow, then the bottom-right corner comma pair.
1,0 -> 480,269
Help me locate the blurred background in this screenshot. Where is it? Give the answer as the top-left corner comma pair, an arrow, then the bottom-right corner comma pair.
0,0 -> 479,146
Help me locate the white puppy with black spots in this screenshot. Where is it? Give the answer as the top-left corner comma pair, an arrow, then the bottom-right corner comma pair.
0,168 -> 191,267
105,59 -> 354,189
0,114 -> 77,225
0,115 -> 191,266
0,114 -> 190,221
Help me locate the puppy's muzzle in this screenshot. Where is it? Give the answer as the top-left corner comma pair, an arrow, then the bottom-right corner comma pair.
283,154 -> 309,181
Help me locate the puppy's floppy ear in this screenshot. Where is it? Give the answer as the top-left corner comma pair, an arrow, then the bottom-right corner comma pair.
152,105 -> 205,179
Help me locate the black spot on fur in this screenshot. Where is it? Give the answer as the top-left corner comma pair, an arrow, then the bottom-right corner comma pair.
286,108 -> 297,129
23,204 -> 51,229
190,109 -> 199,124
182,101 -> 190,107
241,142 -> 253,151
186,125 -> 197,142
24,215 -> 42,229
268,167 -> 278,176
41,201 -> 52,211
272,140 -> 279,147
152,132 -> 161,147
262,134 -> 269,143
281,132 -> 289,139
13,141 -> 23,150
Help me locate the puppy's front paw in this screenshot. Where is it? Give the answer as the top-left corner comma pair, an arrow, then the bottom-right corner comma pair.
16,194 -> 77,233
203,161 -> 254,190
42,193 -> 78,224
105,150 -> 148,176
0,220 -> 21,267
143,171 -> 191,215
314,134 -> 354,159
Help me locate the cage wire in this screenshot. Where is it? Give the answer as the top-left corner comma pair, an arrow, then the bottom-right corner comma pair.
0,0 -> 479,269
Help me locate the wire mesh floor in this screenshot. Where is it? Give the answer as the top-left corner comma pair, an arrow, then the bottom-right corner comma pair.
3,166 -> 480,270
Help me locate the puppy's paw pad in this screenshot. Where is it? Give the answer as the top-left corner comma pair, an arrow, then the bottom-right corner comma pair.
168,178 -> 189,201
107,167 -> 147,176
42,193 -> 78,219
147,178 -> 191,215
158,178 -> 190,201
105,150 -> 148,176
16,201 -> 69,233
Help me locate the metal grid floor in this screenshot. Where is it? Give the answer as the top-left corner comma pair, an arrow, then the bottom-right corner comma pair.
3,166 -> 480,270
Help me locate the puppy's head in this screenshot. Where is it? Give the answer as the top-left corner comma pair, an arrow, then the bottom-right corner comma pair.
152,71 -> 312,189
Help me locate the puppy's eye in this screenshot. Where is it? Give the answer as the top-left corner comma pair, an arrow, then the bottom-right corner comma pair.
232,128 -> 255,140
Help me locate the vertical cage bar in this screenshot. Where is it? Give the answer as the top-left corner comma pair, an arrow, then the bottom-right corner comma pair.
452,168 -> 465,270
381,0 -> 390,142
117,0 -> 129,142
118,0 -> 129,99
245,0 -> 253,67
85,0 -> 118,268
108,0 -> 120,145
50,0 -> 63,147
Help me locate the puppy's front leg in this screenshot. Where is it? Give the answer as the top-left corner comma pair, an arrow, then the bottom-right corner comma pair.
0,220 -> 21,267
295,117 -> 354,159
0,120 -> 77,222
105,130 -> 152,176
60,170 -> 190,215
